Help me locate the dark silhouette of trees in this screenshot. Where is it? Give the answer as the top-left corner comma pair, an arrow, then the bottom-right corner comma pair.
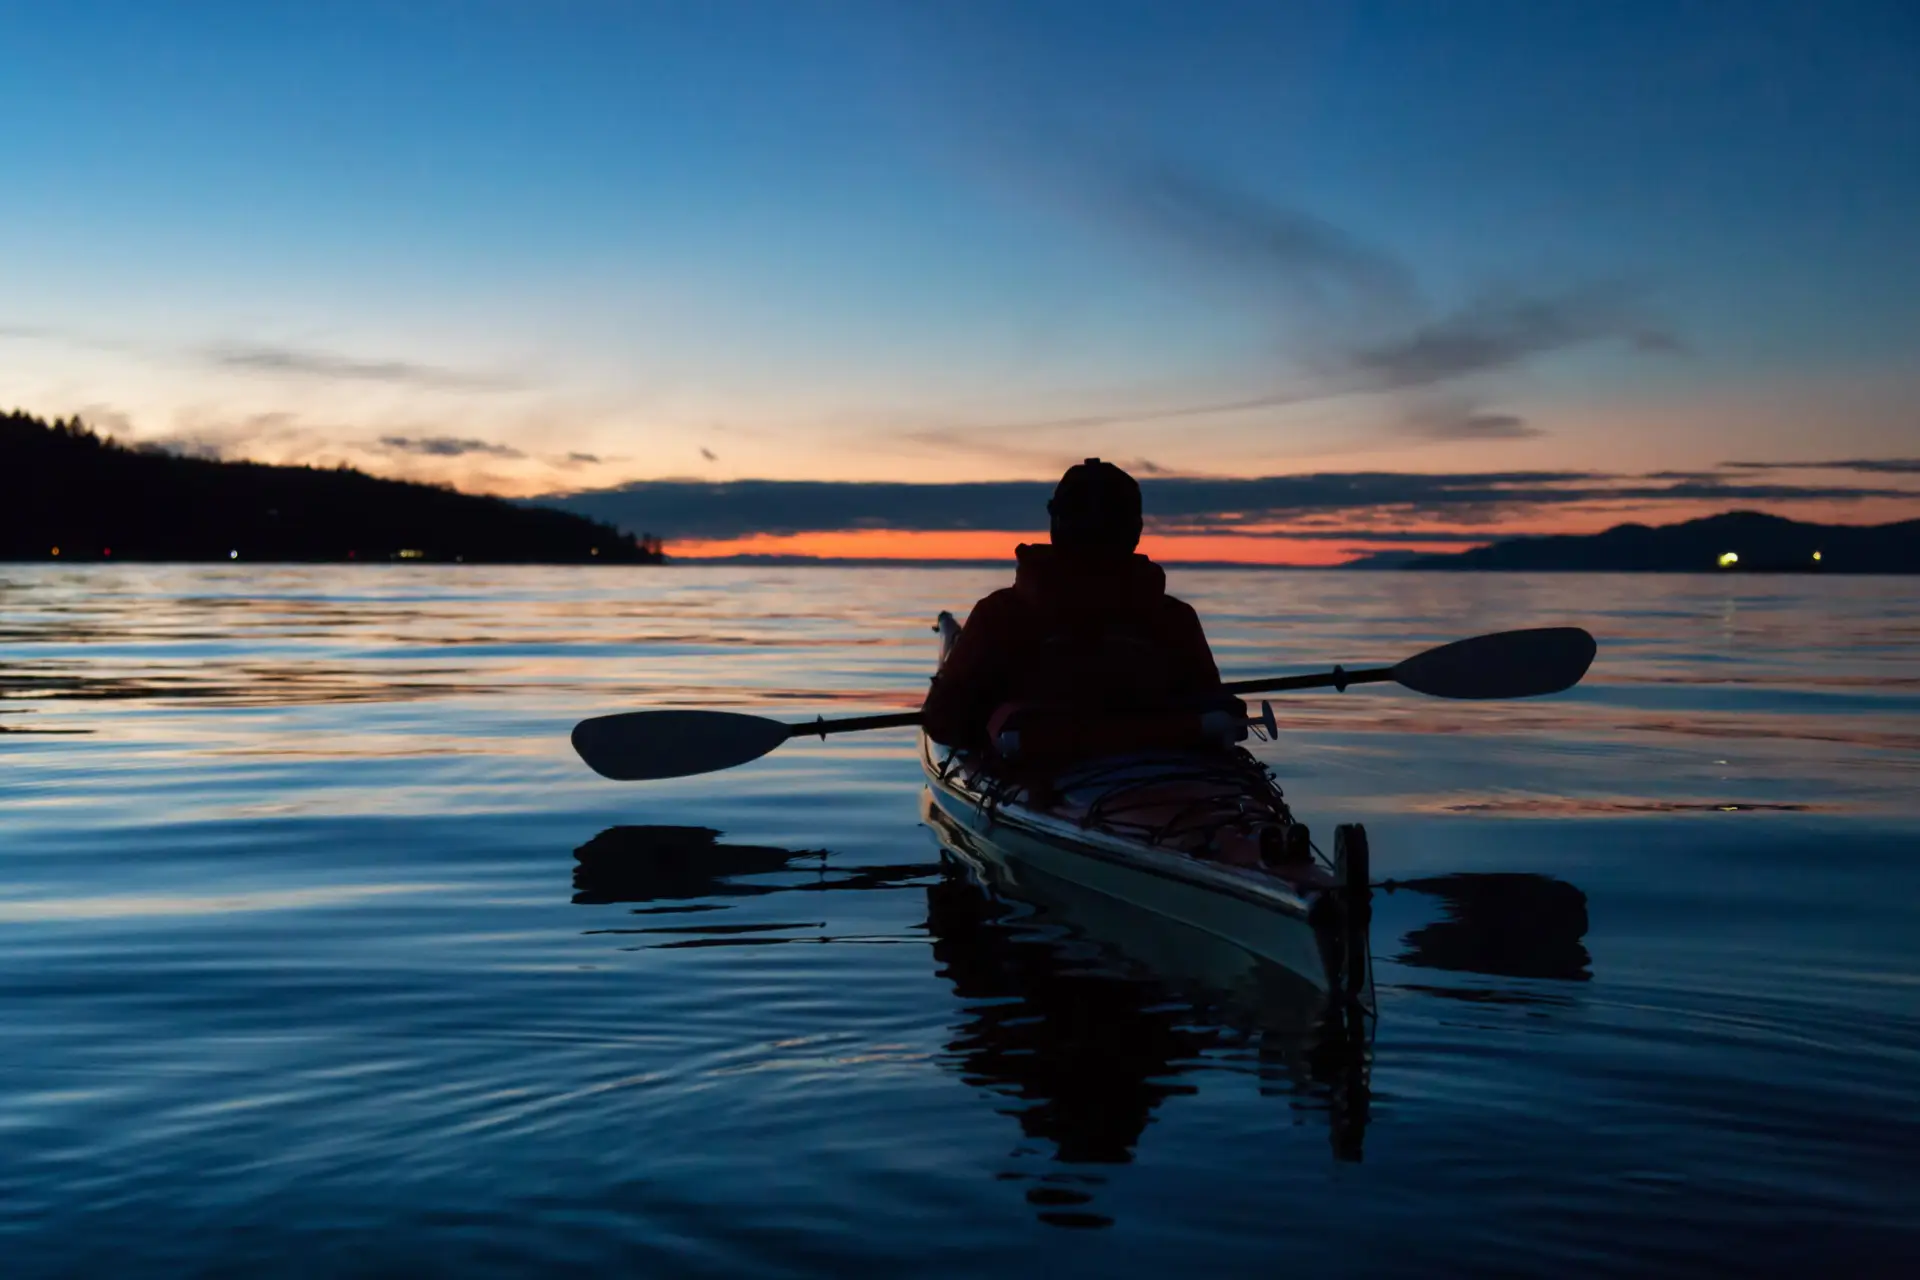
1,409 -> 665,564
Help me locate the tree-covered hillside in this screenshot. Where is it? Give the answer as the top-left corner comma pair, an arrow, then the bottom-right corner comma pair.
2,410 -> 664,564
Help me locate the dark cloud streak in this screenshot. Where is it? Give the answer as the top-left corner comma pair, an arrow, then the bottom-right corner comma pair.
541,472 -> 1914,542
1352,288 -> 1678,390
1117,160 -> 1417,322
1726,458 -> 1920,474
1402,402 -> 1542,442
377,435 -> 524,459
887,161 -> 1679,442
209,342 -> 511,391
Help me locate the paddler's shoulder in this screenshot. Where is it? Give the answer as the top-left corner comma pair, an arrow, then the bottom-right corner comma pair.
1013,543 -> 1166,598
958,578 -> 1031,629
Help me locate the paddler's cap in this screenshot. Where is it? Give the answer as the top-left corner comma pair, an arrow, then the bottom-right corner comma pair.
1048,457 -> 1142,553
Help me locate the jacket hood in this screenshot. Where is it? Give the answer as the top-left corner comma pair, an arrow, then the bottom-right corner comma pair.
1012,542 -> 1166,615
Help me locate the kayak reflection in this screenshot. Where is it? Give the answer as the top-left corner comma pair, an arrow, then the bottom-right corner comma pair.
1387,872 -> 1592,982
568,817 -> 1370,1232
572,824 -> 930,908
921,791 -> 1371,1225
572,824 -> 814,904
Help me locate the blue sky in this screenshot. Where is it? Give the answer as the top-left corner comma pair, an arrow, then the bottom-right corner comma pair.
3,1 -> 1916,542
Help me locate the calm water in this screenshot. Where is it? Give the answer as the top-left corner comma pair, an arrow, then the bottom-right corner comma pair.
2,565 -> 1916,1276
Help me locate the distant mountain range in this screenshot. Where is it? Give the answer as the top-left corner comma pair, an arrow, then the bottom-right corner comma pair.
1349,511 -> 1920,573
2,410 -> 662,564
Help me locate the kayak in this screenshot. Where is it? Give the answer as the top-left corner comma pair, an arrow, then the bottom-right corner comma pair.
919,613 -> 1372,997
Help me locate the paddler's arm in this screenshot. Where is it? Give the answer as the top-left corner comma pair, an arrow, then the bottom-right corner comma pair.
1161,596 -> 1224,696
922,591 -> 1021,748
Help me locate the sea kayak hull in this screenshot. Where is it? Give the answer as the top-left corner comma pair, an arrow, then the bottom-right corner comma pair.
921,736 -> 1339,992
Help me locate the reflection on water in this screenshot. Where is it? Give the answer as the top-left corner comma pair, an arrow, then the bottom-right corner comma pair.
575,820 -> 1373,1229
572,825 -> 822,905
572,824 -> 934,914
2,565 -> 1917,1275
925,863 -> 1374,1202
919,795 -> 1373,1200
1390,873 -> 1592,982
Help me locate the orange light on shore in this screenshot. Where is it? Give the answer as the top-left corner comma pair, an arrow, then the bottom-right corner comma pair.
50,547 -> 60,557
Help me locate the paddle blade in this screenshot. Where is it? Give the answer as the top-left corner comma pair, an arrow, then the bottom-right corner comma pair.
1392,627 -> 1596,700
571,710 -> 793,781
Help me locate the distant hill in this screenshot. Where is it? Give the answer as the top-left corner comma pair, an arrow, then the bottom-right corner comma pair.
1350,511 -> 1920,573
1,409 -> 664,564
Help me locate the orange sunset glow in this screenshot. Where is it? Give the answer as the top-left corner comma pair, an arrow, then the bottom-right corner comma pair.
663,528 -> 1481,564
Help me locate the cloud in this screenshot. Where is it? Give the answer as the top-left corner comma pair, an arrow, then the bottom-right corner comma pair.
539,471 -> 1915,542
1113,160 -> 1417,324
208,342 -> 511,391
376,435 -> 525,459
138,437 -> 228,461
885,158 -> 1681,444
74,402 -> 138,441
566,451 -> 602,464
140,411 -> 328,463
700,447 -> 719,462
1352,288 -> 1678,391
1403,401 -> 1543,442
1725,458 -> 1920,474
1600,480 -> 1916,503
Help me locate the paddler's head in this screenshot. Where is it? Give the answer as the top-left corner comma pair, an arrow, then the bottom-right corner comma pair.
1048,458 -> 1142,556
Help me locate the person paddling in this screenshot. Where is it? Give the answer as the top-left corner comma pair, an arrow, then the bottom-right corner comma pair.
921,458 -> 1242,766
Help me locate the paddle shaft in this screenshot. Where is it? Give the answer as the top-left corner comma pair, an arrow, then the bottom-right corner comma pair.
1221,665 -> 1396,696
789,710 -> 923,739
781,665 -> 1390,740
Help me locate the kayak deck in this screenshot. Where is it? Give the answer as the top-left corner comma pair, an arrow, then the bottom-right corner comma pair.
922,735 -> 1365,994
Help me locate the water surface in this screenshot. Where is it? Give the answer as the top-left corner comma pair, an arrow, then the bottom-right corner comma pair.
2,565 -> 1916,1276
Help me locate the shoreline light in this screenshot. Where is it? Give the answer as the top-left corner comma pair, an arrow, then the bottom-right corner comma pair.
1717,551 -> 1739,568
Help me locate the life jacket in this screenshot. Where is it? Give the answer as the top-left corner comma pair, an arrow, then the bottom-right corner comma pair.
998,544 -> 1201,712
927,543 -> 1235,764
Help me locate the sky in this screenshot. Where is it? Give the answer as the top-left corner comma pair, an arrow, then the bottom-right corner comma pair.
4,0 -> 1917,562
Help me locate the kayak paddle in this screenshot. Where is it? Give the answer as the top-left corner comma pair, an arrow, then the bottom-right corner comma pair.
570,625 -> 1595,781
1219,625 -> 1596,699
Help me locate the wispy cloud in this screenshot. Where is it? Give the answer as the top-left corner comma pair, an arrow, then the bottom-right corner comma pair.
1351,287 -> 1677,391
700,447 -> 719,462
208,342 -> 512,391
1402,400 -> 1542,442
376,435 -> 525,459
1112,159 -> 1417,327
1725,457 -> 1920,474
888,156 -> 1679,449
141,411 -> 328,463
